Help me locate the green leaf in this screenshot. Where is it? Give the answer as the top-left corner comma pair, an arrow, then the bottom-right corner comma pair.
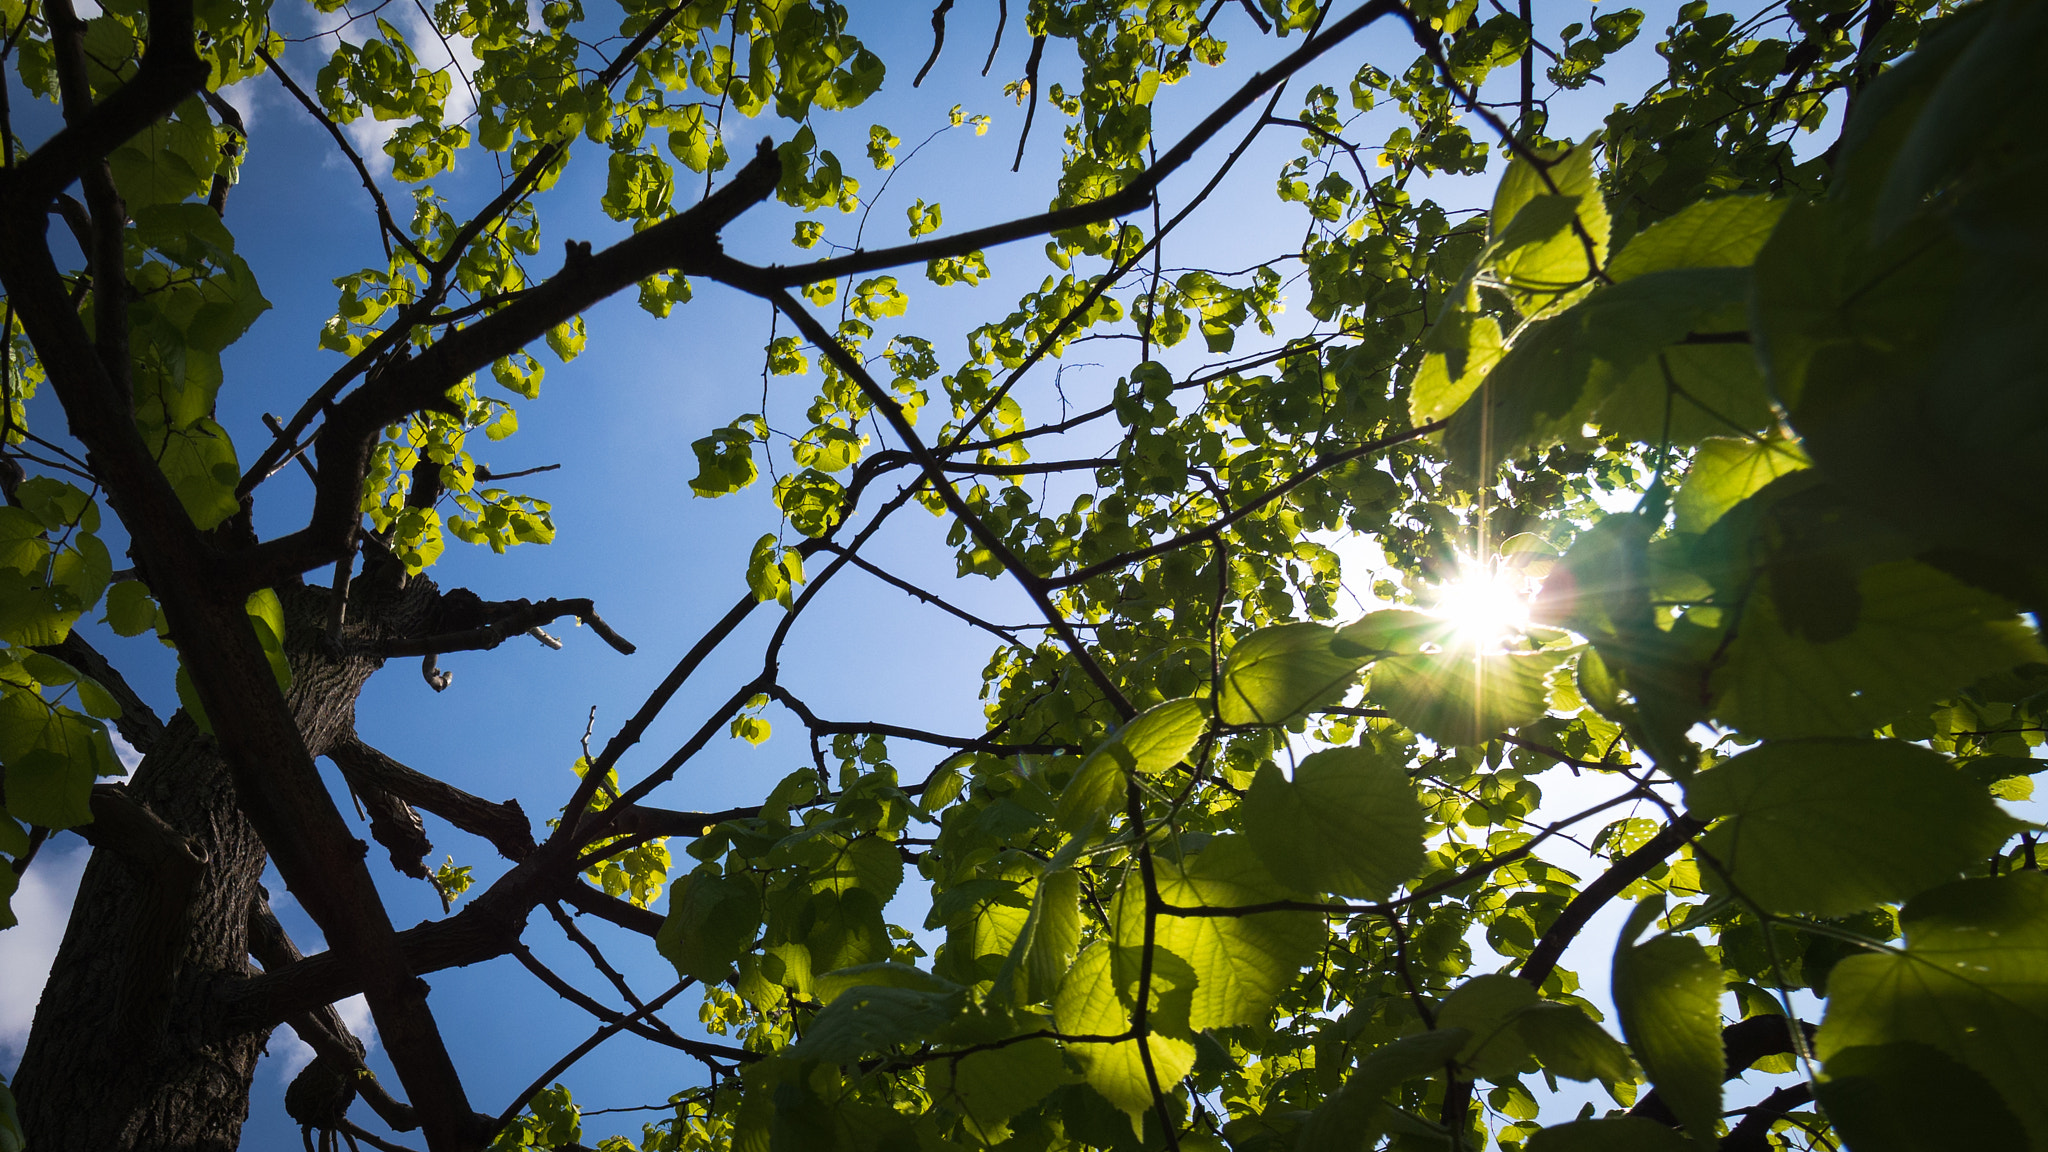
1515,1002 -> 1635,1088
1052,942 -> 1197,1121
1056,697 -> 1208,834
811,961 -> 957,1006
1481,141 -> 1610,308
1410,312 -> 1503,426
1296,1028 -> 1470,1152
1814,1042 -> 2027,1152
144,415 -> 241,530
1217,623 -> 1366,726
1673,437 -> 1809,535
1612,897 -> 1723,1146
1241,747 -> 1426,899
72,676 -> 123,722
1608,196 -> 1787,281
656,871 -> 762,984
991,865 -> 1083,1007
803,886 -> 890,975
1711,560 -> 2048,739
810,834 -> 904,905
1864,1 -> 2047,237
1332,609 -> 1456,658
1437,973 -> 1539,1080
1523,1117 -> 1693,1152
1817,873 -> 2048,1146
1685,739 -> 2022,916
1151,836 -> 1326,1030
246,588 -> 292,693
1024,869 -> 1082,1001
0,747 -> 96,829
1444,267 -> 1767,474
788,983 -> 964,1063
690,421 -> 761,499
926,1037 -> 1071,1142
1370,648 -> 1561,748
0,688 -> 119,828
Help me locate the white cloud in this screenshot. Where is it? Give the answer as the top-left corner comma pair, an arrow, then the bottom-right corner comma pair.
271,994 -> 378,1083
0,843 -> 90,1074
108,728 -> 144,773
301,2 -> 482,168
217,75 -> 263,134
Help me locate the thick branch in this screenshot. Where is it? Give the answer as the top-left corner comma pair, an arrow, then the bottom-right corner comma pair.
219,852 -> 558,1034
913,0 -> 953,87
1518,816 -> 1704,990
328,736 -> 536,863
239,0 -> 700,492
249,891 -> 421,1134
380,596 -> 636,658
1719,1083 -> 1814,1151
9,0 -> 209,204
556,879 -> 663,936
1630,1016 -> 1818,1128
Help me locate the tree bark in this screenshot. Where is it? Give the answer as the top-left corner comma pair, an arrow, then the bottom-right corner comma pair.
14,574 -> 438,1150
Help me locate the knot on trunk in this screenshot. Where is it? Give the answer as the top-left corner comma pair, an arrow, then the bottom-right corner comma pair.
284,1052 -> 359,1133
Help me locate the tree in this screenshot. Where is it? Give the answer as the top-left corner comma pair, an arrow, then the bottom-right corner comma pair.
1,0 -> 2043,1148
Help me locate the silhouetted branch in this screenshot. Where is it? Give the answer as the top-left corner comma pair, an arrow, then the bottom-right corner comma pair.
914,0 -> 953,86
1011,34 -> 1046,172
328,736 -> 536,863
380,597 -> 637,658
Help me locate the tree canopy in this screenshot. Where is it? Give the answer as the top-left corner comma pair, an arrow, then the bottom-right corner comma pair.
1,0 -> 2045,1150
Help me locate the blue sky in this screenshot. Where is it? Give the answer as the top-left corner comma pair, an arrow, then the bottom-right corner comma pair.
0,2 -> 1789,1146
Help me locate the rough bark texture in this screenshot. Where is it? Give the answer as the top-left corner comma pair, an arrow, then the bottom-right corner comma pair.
15,571 -> 439,1151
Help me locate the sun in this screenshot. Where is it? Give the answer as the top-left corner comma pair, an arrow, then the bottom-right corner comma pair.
1430,560 -> 1532,649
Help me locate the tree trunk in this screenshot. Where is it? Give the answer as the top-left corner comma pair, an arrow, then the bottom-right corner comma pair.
14,574 -> 437,1150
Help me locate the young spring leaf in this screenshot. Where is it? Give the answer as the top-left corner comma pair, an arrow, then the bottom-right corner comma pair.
1370,648 -> 1561,749
1149,836 -> 1325,1030
926,1037 -> 1071,1142
1055,697 -> 1207,833
1295,1028 -> 1470,1152
1606,195 -> 1787,281
1672,437 -> 1809,535
1052,942 -> 1197,1121
1514,1002 -> 1635,1089
789,982 -> 965,1063
1436,973 -> 1540,1081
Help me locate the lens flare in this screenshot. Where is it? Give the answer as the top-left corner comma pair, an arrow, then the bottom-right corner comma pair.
1430,561 -> 1531,649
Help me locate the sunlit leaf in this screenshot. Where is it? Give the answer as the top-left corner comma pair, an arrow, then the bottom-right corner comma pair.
1242,747 -> 1426,899
1612,897 -> 1723,1146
